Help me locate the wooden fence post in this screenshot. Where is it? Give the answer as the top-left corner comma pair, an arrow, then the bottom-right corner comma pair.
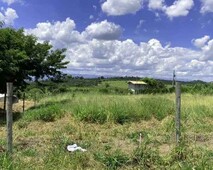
23,92 -> 25,113
175,82 -> 181,144
172,70 -> 176,88
6,82 -> 13,154
4,92 -> 6,110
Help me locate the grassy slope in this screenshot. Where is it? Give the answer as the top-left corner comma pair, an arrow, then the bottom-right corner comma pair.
0,93 -> 213,169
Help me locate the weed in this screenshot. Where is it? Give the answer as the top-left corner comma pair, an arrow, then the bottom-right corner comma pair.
16,120 -> 29,129
94,150 -> 129,170
131,138 -> 165,169
169,144 -> 213,169
127,131 -> 148,143
21,148 -> 37,157
0,153 -> 13,170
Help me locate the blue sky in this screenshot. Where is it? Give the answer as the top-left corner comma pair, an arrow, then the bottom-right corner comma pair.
0,0 -> 213,81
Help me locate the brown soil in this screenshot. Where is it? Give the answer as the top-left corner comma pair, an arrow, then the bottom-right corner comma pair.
0,100 -> 34,113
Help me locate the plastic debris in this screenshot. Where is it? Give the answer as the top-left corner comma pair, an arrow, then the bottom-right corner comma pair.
67,144 -> 87,152
0,94 -> 19,104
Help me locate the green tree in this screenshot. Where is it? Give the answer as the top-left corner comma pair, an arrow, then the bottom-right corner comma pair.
142,77 -> 167,93
0,27 -> 69,93
142,77 -> 158,87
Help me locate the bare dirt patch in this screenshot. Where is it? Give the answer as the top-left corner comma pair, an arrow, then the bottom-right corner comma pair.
0,100 -> 34,113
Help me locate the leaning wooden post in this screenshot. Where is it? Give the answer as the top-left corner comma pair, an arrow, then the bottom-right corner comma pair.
23,92 -> 25,113
175,82 -> 181,144
6,82 -> 13,154
4,92 -> 6,110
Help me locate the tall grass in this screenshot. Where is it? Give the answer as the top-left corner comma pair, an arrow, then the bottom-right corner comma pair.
22,102 -> 65,122
22,93 -> 175,124
0,92 -> 213,169
71,94 -> 174,124
23,92 -> 213,125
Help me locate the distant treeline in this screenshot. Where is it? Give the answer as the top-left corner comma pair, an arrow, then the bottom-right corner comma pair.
181,83 -> 213,95
17,75 -> 213,98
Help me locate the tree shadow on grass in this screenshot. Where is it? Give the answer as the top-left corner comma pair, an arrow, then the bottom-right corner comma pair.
27,99 -> 71,111
0,99 -> 71,125
0,108 -> 23,126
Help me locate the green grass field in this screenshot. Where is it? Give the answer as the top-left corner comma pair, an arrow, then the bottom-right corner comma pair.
0,91 -> 213,169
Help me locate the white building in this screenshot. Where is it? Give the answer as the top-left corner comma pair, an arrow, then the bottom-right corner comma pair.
128,81 -> 147,94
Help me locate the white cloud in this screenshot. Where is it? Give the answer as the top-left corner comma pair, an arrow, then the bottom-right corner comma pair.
93,5 -> 97,10
147,0 -> 194,19
192,35 -> 210,48
101,0 -> 143,16
64,38 -> 211,81
1,0 -> 22,5
192,35 -> 213,61
201,39 -> 213,61
83,20 -> 122,40
0,7 -> 18,25
25,19 -> 122,48
101,0 -> 194,19
186,60 -> 206,71
200,0 -> 213,13
26,18 -> 213,81
89,15 -> 94,19
148,0 -> 165,10
164,0 -> 194,19
136,19 -> 145,29
25,18 -> 85,48
68,39 -> 213,79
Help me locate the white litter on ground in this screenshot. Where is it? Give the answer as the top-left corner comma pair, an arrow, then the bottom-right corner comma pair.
67,144 -> 87,152
0,94 -> 5,101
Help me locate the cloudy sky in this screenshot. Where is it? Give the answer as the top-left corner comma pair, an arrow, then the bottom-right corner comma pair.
0,0 -> 212,81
